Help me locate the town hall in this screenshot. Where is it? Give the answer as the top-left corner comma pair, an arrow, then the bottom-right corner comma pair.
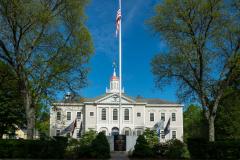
50,66 -> 184,142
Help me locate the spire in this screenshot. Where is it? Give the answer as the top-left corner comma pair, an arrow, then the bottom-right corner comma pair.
106,62 -> 124,93
113,61 -> 116,77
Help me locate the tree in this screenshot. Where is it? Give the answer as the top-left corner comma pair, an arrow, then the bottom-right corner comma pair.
143,128 -> 159,148
183,104 -> 207,141
149,0 -> 240,141
78,130 -> 97,158
0,62 -> 25,138
133,135 -> 154,158
0,0 -> 93,139
215,81 -> 240,139
90,132 -> 110,158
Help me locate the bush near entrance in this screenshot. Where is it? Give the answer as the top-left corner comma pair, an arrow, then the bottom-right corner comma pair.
76,131 -> 110,159
132,134 -> 189,159
90,132 -> 110,158
132,135 -> 154,158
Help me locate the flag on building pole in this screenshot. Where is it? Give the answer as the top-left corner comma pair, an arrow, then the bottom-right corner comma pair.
154,120 -> 164,137
116,8 -> 121,36
164,118 -> 170,135
60,118 -> 77,136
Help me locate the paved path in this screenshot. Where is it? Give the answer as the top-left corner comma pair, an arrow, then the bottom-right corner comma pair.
110,151 -> 129,160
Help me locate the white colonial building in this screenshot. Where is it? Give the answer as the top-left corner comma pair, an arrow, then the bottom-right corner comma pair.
50,68 -> 184,141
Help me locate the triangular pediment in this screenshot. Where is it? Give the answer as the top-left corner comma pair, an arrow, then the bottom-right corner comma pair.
95,93 -> 135,104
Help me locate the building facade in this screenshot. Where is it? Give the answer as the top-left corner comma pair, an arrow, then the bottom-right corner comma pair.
50,68 -> 184,141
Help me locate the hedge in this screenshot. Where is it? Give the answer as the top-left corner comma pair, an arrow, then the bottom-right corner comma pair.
187,138 -> 240,159
0,136 -> 68,158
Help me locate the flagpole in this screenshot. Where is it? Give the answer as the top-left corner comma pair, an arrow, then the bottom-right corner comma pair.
118,0 -> 122,135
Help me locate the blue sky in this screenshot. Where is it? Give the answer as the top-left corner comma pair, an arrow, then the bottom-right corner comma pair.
80,0 -> 178,102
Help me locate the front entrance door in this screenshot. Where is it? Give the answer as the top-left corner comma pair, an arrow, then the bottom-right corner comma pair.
114,135 -> 126,151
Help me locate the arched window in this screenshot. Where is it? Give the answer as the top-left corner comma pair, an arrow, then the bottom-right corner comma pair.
113,109 -> 118,120
124,109 -> 129,120
102,108 -> 106,120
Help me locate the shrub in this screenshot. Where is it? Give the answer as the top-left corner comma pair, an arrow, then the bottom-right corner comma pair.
152,143 -> 168,157
90,132 -> 110,159
0,136 -> 68,158
152,139 -> 189,159
187,138 -> 240,159
132,135 -> 154,158
165,139 -> 189,159
64,138 -> 80,159
142,128 -> 159,148
77,130 -> 97,158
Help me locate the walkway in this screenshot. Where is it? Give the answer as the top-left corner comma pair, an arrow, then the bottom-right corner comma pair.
110,151 -> 129,160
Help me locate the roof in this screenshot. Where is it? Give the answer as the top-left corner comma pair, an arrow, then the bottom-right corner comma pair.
56,93 -> 179,105
135,98 -> 177,104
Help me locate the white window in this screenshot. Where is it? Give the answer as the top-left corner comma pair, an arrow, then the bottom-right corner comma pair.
90,112 -> 94,116
161,130 -> 165,139
137,112 -> 141,117
102,108 -> 106,120
161,113 -> 165,121
124,109 -> 129,120
67,112 -> 71,120
57,112 -> 61,121
113,109 -> 118,120
56,129 -> 60,136
172,131 -> 176,139
172,113 -> 176,121
77,112 -> 81,120
150,113 -> 154,121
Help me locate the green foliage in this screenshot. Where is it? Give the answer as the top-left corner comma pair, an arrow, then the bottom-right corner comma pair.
132,135 -> 154,158
184,104 -> 207,141
0,0 -> 94,138
148,0 -> 240,141
36,103 -> 49,137
152,140 -> 189,159
90,132 -> 110,159
77,131 -> 110,158
79,130 -> 97,146
77,130 -> 97,158
165,139 -> 189,159
187,138 -> 240,159
215,87 -> 240,140
142,128 -> 159,148
0,136 -> 68,158
64,138 -> 80,159
0,62 -> 25,138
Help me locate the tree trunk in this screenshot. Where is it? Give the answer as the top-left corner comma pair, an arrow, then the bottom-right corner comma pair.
23,89 -> 35,139
208,116 -> 215,142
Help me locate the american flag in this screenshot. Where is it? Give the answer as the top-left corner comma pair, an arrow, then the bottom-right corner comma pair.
116,8 -> 121,36
60,118 -> 77,136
